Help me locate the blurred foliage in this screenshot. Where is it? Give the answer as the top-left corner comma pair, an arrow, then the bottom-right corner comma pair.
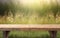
0,31 -> 60,38
0,0 -> 60,24
0,3 -> 9,16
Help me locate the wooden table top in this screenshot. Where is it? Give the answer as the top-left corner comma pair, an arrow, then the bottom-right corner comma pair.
0,24 -> 60,31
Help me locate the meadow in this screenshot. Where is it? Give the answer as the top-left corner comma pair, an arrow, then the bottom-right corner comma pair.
0,0 -> 60,24
0,31 -> 60,38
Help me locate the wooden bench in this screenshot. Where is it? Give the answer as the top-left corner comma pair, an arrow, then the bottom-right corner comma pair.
0,24 -> 60,38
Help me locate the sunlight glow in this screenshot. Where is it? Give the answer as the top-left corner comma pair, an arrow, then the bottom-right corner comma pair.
20,0 -> 51,6
20,0 -> 40,5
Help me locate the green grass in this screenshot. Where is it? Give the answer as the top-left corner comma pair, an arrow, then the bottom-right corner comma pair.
0,31 -> 60,38
0,31 -> 49,38
0,13 -> 60,24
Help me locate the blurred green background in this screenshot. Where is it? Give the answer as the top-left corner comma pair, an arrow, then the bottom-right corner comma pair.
0,0 -> 60,38
0,31 -> 60,38
0,0 -> 60,24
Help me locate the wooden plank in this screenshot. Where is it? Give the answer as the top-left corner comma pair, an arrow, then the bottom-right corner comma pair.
0,24 -> 60,31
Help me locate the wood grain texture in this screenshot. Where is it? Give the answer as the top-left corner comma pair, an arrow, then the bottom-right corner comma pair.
0,24 -> 60,31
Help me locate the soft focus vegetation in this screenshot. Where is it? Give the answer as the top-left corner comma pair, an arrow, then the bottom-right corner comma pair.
0,0 -> 60,38
0,31 -> 60,38
0,0 -> 60,24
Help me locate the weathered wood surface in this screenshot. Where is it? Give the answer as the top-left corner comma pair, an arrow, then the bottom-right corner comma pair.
0,24 -> 60,31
